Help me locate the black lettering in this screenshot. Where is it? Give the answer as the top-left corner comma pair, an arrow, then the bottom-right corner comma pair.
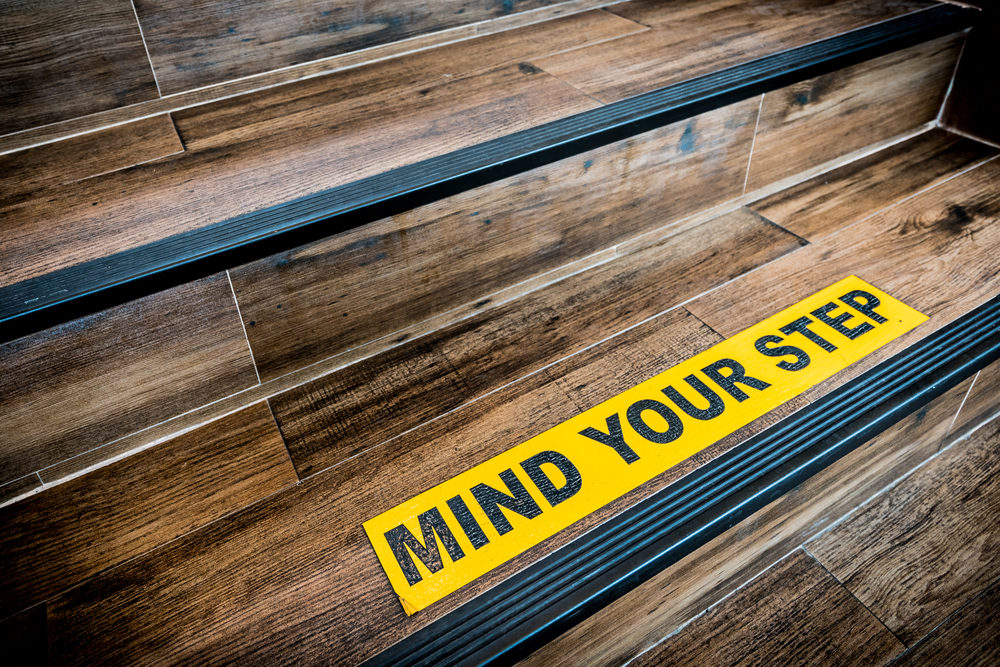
471,469 -> 543,536
579,414 -> 640,464
627,399 -> 684,444
521,450 -> 582,506
702,358 -> 771,402
385,507 -> 464,586
755,334 -> 810,371
446,494 -> 489,550
840,289 -> 888,324
662,375 -> 725,420
780,316 -> 837,352
811,302 -> 875,340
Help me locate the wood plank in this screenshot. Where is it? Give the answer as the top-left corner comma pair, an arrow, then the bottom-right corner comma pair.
629,549 -> 904,667
0,5 -> 640,154
750,129 -> 997,240
534,0 -> 935,103
523,374 -> 973,666
949,358 -> 1000,441
0,115 -> 182,203
134,0 -> 626,93
745,33 -> 964,191
0,604 -> 45,667
0,0 -> 158,135
231,98 -> 759,381
0,273 -> 258,485
892,578 -> 1000,667
271,206 -> 801,477
1,62 -> 598,289
0,403 -> 295,620
687,158 -> 1000,393
809,414 -> 1000,644
48,309 -> 730,664
0,474 -> 41,507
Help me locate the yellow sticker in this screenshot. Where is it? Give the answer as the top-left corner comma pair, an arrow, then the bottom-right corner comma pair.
363,276 -> 927,614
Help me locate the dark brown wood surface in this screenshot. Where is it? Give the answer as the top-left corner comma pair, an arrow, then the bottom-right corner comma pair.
0,402 -> 295,620
751,129 -> 997,240
134,0 -> 596,93
745,33 -> 964,191
47,309 -> 729,665
630,549 -> 904,667
809,415 -> 1000,644
231,98 -> 759,381
1,12 -> 628,288
271,206 -> 801,477
523,374 -> 975,666
941,7 -> 1000,145
0,115 -> 182,202
891,579 -> 1000,667
535,0 -> 935,103
688,159 -> 1000,388
0,0 -> 158,135
0,273 -> 258,485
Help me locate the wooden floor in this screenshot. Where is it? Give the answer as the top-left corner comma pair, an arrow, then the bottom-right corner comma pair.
1,1 -> 998,664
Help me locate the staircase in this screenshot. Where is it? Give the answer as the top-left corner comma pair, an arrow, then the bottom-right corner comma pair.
1,0 -> 998,664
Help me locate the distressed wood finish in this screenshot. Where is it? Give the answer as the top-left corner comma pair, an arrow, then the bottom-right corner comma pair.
48,309 -> 728,665
1,14 -> 618,288
271,206 -> 801,477
534,0 -> 935,103
809,416 -> 1000,644
630,550 -> 904,667
523,375 -> 973,666
0,403 -> 295,620
0,0 -> 158,135
0,273 -> 258,485
688,159 -> 1000,392
134,0 -> 607,93
745,33 -> 964,191
750,129 -> 997,240
232,98 -> 759,381
892,579 -> 1000,667
0,115 -> 182,203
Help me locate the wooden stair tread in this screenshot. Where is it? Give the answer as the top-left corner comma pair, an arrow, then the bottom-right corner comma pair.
3,143 -> 994,663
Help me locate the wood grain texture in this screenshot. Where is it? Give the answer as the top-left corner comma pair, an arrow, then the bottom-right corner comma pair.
0,604 -> 45,667
949,358 -> 1000,439
687,158 -> 1000,393
751,129 -> 997,240
270,206 -> 801,477
891,578 -> 1000,667
48,310 -> 730,665
746,33 -> 964,191
534,0 -> 935,103
0,474 -> 41,506
0,403 -> 295,620
0,4 -> 637,154
0,273 -> 258,485
231,98 -> 759,381
0,115 -> 182,204
809,415 -> 1000,644
1,19 -> 610,288
0,0 -> 158,135
134,0 -> 613,93
630,549 -> 904,667
523,375 -> 973,666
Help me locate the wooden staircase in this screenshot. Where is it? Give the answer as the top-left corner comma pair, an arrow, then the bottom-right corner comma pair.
1,0 -> 998,664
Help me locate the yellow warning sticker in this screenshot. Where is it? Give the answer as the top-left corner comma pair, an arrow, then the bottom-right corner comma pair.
363,276 -> 927,614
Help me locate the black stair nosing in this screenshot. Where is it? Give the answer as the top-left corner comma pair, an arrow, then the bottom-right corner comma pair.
366,291 -> 1000,666
0,3 -> 976,344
